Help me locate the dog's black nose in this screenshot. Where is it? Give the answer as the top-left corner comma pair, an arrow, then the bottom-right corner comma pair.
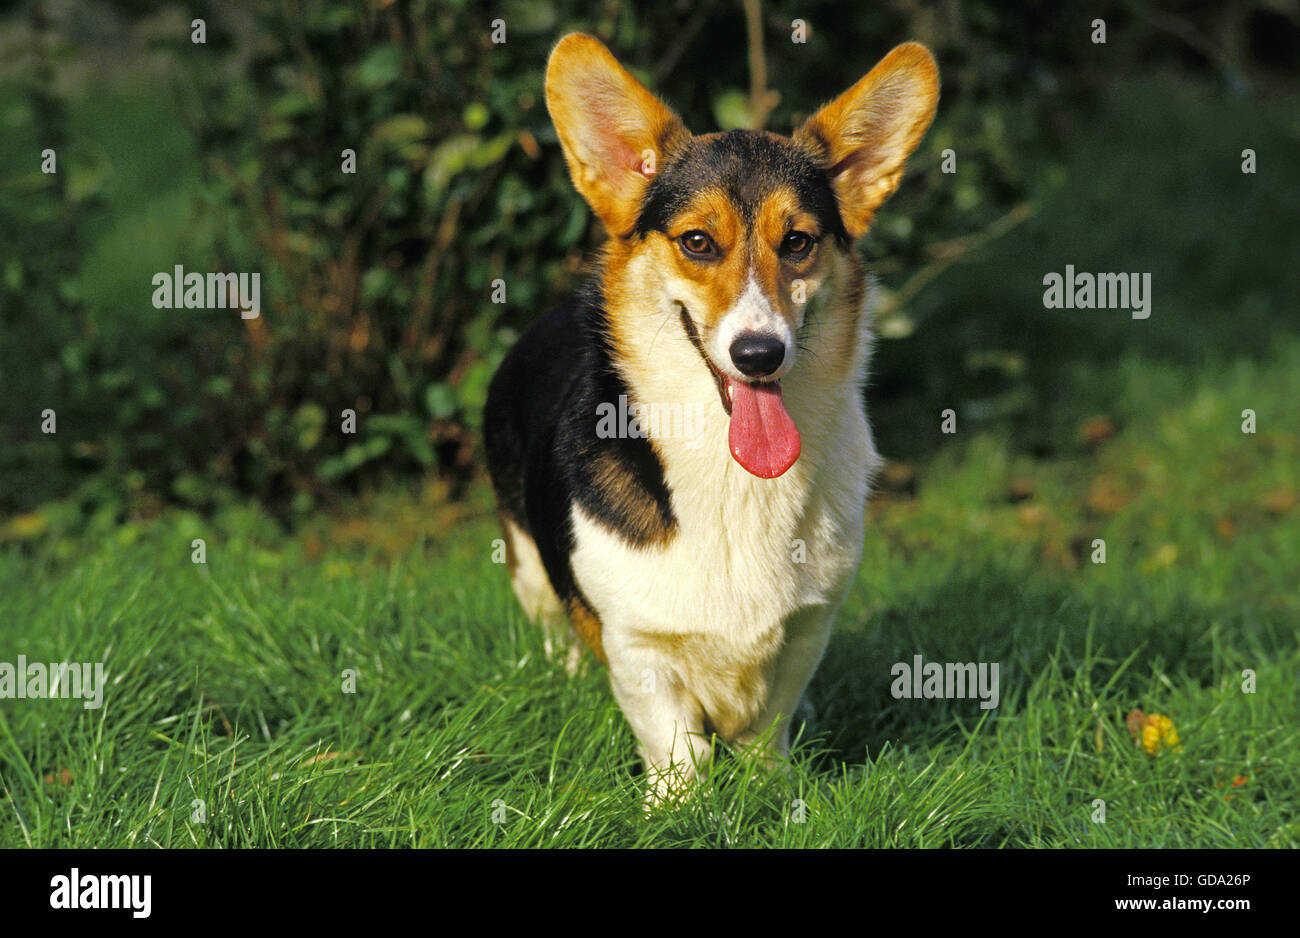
729,333 -> 786,377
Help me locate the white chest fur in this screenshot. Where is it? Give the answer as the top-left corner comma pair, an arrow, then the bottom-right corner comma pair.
569,355 -> 877,740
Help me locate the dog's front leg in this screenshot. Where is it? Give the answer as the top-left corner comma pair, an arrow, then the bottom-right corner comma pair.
731,609 -> 835,764
605,641 -> 711,808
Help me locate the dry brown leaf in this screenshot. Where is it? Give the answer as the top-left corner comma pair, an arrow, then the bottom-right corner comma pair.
1008,477 -> 1035,503
1080,415 -> 1116,447
1258,488 -> 1297,516
301,750 -> 362,767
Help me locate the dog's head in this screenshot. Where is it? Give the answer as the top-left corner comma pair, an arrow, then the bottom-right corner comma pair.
546,34 -> 938,478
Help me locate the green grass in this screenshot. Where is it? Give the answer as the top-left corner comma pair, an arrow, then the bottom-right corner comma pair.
1,335 -> 1296,847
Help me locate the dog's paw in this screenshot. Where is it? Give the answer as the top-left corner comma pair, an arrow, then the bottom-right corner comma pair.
542,633 -> 589,677
640,758 -> 707,814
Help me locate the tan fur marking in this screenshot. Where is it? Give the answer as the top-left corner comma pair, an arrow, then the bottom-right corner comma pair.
631,185 -> 837,349
567,595 -> 607,664
753,187 -> 821,333
590,450 -> 677,547
660,187 -> 749,329
546,35 -> 690,237
794,42 -> 939,238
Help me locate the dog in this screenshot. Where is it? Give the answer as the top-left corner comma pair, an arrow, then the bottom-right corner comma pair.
484,33 -> 938,803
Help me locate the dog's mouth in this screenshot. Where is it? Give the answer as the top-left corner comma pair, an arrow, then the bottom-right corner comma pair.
678,305 -> 801,479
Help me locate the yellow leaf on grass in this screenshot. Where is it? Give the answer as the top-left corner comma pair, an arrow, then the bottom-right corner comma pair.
1126,709 -> 1183,754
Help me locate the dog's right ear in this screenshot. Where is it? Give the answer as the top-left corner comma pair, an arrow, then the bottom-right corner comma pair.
545,33 -> 690,238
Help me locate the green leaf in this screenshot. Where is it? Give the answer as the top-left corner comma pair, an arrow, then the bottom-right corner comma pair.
468,133 -> 514,170
356,45 -> 402,91
371,114 -> 430,155
424,134 -> 480,197
425,383 -> 457,421
292,402 -> 327,450
712,89 -> 750,131
270,89 -> 318,119
463,102 -> 490,131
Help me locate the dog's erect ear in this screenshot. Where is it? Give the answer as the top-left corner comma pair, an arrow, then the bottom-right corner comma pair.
795,42 -> 939,239
546,33 -> 690,237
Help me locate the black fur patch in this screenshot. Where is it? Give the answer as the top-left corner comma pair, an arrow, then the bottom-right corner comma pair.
484,280 -> 678,609
634,131 -> 849,245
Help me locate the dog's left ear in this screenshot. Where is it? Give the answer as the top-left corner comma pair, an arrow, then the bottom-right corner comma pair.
546,33 -> 690,238
795,42 -> 939,239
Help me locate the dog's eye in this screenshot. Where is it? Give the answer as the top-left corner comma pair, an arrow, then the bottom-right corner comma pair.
678,230 -> 716,258
781,231 -> 815,258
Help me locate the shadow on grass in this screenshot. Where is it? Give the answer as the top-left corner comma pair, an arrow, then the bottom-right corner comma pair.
802,554 -> 1292,770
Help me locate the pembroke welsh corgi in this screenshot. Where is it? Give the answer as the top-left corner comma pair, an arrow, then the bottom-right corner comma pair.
484,33 -> 938,803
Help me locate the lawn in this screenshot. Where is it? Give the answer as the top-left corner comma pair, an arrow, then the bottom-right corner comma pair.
2,331 -> 1296,847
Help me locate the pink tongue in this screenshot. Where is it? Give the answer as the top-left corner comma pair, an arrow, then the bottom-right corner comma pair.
726,378 -> 801,478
